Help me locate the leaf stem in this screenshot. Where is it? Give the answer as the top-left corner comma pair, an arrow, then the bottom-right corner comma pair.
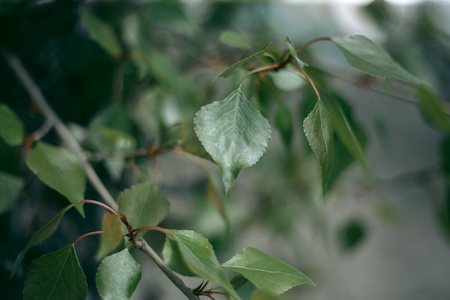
296,36 -> 331,54
238,64 -> 279,89
78,199 -> 119,216
72,231 -> 103,245
131,226 -> 173,236
293,63 -> 321,102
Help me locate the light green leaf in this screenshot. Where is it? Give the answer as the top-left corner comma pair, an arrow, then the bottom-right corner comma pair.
215,43 -> 272,80
177,122 -> 213,161
82,10 -> 122,58
285,37 -> 308,68
89,103 -> 137,181
11,202 -> 78,279
0,104 -> 24,146
251,290 -> 282,300
220,30 -> 251,50
269,69 -> 304,91
24,245 -> 87,300
164,230 -> 241,300
194,89 -> 271,197
118,180 -> 170,231
322,95 -> 369,180
275,102 -> 294,149
331,34 -> 423,84
0,171 -> 24,214
96,249 -> 142,300
303,102 -> 333,195
222,247 -> 314,296
96,213 -> 124,260
26,142 -> 86,216
416,85 -> 450,133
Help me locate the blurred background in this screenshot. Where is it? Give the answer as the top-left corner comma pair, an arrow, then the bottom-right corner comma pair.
1,0 -> 450,299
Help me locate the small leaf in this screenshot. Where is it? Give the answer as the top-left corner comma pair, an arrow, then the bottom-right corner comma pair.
26,142 -> 86,216
82,10 -> 122,58
164,230 -> 241,300
220,30 -> 251,50
251,290 -> 282,300
215,43 -> 272,80
322,95 -> 369,180
10,202 -> 78,278
269,69 -> 304,91
96,213 -> 123,260
331,34 -> 423,85
0,104 -> 24,146
222,247 -> 314,296
303,102 -> 333,195
0,171 -> 24,214
194,89 -> 271,196
416,85 -> 450,133
118,180 -> 170,231
178,122 -> 213,161
96,249 -> 142,300
285,37 -> 308,68
275,102 -> 294,149
24,245 -> 87,300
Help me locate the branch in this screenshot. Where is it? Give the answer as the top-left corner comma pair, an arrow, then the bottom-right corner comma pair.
3,50 -> 198,300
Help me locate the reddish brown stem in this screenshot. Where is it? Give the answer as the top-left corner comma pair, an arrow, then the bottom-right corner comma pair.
239,64 -> 279,89
72,231 -> 103,245
293,63 -> 321,102
296,36 -> 331,54
132,226 -> 173,236
79,199 -> 119,216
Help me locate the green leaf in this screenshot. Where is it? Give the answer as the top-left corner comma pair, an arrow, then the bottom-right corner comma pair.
331,34 -> 423,85
96,249 -> 142,300
222,247 -> 314,296
275,102 -> 294,149
118,180 -> 170,231
24,245 -> 87,300
26,142 -> 86,216
0,104 -> 24,146
96,213 -> 124,260
82,10 -> 122,58
194,89 -> 271,197
11,202 -> 78,279
303,102 -> 333,195
269,69 -> 304,91
178,122 -> 213,161
164,230 -> 241,300
215,43 -> 272,80
251,290 -> 282,300
220,30 -> 251,50
0,171 -> 24,214
416,85 -> 450,133
89,103 -> 137,181
322,95 -> 369,180
285,37 -> 308,68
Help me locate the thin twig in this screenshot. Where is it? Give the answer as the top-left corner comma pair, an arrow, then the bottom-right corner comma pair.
3,50 -> 198,300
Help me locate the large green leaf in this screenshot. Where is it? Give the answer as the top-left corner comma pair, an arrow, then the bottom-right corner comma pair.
82,10 -> 122,58
0,104 -> 24,146
96,213 -> 124,260
117,180 -> 170,230
303,102 -> 333,195
331,34 -> 423,85
222,247 -> 314,296
275,102 -> 294,149
194,89 -> 271,196
163,230 -> 241,300
322,95 -> 369,180
0,171 -> 24,214
10,202 -> 78,278
96,249 -> 142,300
26,142 -> 86,216
215,43 -> 272,80
24,245 -> 87,300
416,85 -> 450,133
